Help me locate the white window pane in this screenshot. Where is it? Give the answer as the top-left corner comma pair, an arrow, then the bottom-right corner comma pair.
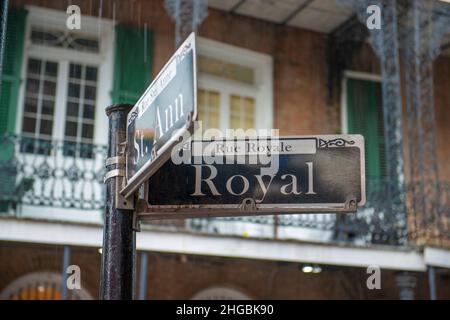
66,102 -> 79,117
69,64 -> 82,79
22,117 -> 36,133
81,123 -> 94,140
198,55 -> 255,85
85,67 -> 97,81
230,94 -> 255,131
26,78 -> 40,94
83,104 -> 95,119
84,85 -> 96,101
44,62 -> 57,77
43,80 -> 56,96
68,83 -> 80,97
24,98 -> 38,114
28,58 -> 42,75
65,121 -> 78,137
198,88 -> 221,133
41,99 -> 55,116
39,119 -> 53,135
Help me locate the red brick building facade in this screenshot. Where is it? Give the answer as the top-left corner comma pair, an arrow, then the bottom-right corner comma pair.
0,0 -> 449,300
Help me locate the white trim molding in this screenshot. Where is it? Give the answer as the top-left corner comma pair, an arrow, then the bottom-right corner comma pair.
424,247 -> 450,269
0,218 -> 433,272
343,70 -> 382,82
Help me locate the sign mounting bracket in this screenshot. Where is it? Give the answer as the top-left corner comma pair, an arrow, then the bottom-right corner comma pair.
104,142 -> 135,211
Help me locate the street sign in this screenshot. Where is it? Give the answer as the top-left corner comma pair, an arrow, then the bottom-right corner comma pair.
121,32 -> 197,198
138,135 -> 366,219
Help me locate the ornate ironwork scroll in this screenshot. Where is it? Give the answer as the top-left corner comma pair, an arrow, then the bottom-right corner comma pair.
0,135 -> 107,211
338,0 -> 407,244
326,16 -> 368,102
399,0 -> 450,242
164,0 -> 208,46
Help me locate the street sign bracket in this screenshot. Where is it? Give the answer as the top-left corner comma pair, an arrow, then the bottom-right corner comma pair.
105,156 -> 125,166
345,197 -> 358,211
240,198 -> 257,211
103,169 -> 125,184
135,197 -> 359,220
136,206 -> 359,221
104,147 -> 135,210
132,207 -> 141,232
150,147 -> 158,161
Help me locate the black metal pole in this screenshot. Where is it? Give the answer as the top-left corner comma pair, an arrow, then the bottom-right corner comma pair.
0,0 -> 9,95
100,104 -> 135,300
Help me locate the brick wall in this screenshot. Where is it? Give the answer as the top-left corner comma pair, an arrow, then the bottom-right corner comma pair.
434,56 -> 450,181
2,242 -> 450,299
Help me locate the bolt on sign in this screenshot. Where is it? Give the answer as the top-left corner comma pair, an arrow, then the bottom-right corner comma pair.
121,33 -> 197,198
137,135 -> 366,219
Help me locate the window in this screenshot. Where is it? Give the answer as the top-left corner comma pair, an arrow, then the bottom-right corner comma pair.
30,26 -> 100,53
191,286 -> 251,300
344,74 -> 386,179
64,63 -> 98,158
21,58 -> 58,155
0,272 -> 92,300
198,88 -> 220,130
198,55 -> 255,85
230,94 -> 255,130
197,38 -> 273,136
17,6 -> 113,157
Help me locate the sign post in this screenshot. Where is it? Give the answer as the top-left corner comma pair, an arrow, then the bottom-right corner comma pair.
101,33 -> 197,300
100,104 -> 135,300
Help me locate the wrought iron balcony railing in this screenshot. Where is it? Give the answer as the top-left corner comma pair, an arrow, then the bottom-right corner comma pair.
0,134 -> 448,247
187,177 -> 410,246
0,134 -> 107,211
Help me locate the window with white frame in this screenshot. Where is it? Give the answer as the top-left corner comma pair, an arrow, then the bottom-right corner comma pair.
21,57 -> 58,155
19,7 -> 113,157
197,38 -> 273,137
64,63 -> 98,158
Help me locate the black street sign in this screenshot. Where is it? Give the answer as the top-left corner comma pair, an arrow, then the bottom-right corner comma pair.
138,135 -> 366,219
121,33 -> 197,198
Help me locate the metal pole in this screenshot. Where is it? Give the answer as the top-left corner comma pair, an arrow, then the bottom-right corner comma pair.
61,245 -> 71,300
100,104 -> 135,300
428,266 -> 437,300
0,0 -> 9,94
138,252 -> 148,300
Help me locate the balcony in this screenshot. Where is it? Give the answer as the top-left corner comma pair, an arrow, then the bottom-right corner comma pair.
0,134 -> 106,223
0,134 -> 448,247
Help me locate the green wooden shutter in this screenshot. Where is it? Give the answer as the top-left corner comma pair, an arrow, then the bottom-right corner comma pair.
346,78 -> 386,179
112,25 -> 154,104
0,8 -> 27,135
0,8 -> 27,213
